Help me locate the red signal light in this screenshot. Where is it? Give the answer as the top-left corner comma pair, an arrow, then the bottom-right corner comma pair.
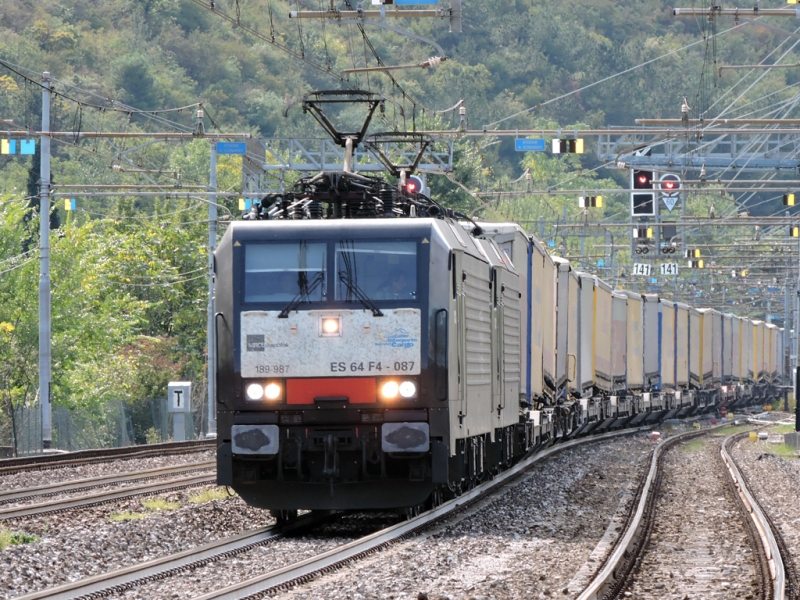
638,175 -> 648,185
663,181 -> 675,190
404,175 -> 424,196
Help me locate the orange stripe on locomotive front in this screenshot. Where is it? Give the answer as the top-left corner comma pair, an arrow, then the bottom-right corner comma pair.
286,378 -> 377,404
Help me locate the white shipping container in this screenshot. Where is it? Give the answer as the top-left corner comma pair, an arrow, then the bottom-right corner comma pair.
576,273 -> 596,396
594,276 -> 613,392
689,307 -> 702,388
730,316 -> 742,383
753,320 -> 765,380
541,246 -> 557,396
643,294 -> 660,388
567,268 -> 580,396
709,310 -> 723,385
698,309 -> 713,387
723,314 -> 733,384
660,299 -> 676,390
743,319 -> 755,381
766,324 -> 778,382
611,291 -> 628,391
675,303 -> 689,388
624,291 -> 644,391
553,257 -> 571,391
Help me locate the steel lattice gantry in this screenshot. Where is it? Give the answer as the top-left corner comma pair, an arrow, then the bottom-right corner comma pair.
597,128 -> 800,173
242,137 -> 454,195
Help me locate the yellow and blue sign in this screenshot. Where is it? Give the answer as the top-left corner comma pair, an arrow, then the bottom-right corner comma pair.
1,139 -> 35,155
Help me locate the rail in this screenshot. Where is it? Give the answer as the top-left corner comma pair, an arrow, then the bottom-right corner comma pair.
0,439 -> 214,475
0,461 -> 214,505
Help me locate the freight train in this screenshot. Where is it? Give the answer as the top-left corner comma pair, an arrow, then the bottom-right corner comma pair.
213,170 -> 785,517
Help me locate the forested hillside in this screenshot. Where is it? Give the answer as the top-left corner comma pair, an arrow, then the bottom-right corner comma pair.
0,0 -> 794,447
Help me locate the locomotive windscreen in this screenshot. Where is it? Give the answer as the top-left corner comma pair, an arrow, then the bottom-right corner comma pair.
244,241 -> 327,303
335,240 -> 417,302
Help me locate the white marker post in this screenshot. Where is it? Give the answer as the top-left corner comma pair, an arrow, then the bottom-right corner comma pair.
168,381 -> 192,442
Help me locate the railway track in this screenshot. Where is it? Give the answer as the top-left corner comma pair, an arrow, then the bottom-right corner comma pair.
0,469 -> 215,521
0,460 -> 215,506
14,427 -> 645,600
15,511 -> 336,600
0,439 -> 214,475
576,426 -> 797,600
723,432 -> 800,600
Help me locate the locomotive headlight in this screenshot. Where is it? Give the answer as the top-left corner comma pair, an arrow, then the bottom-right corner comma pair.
320,316 -> 341,337
264,382 -> 283,401
246,383 -> 264,401
380,381 -> 400,400
399,381 -> 417,398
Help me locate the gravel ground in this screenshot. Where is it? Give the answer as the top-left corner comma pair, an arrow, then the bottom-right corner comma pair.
121,512 -> 401,599
730,428 -> 800,584
2,426 -> 735,600
0,485 -> 271,599
267,433 -> 655,600
0,450 -> 214,492
624,433 -> 760,599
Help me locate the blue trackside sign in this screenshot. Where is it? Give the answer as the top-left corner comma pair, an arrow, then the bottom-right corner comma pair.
216,142 -> 247,154
515,138 -> 546,152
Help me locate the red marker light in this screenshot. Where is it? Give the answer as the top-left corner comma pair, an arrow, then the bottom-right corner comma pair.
406,181 -> 418,192
664,181 -> 675,190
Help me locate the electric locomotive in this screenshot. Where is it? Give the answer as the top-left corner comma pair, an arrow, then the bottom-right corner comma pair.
214,171 -> 532,514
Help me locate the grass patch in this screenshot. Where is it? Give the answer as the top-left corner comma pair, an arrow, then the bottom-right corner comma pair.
682,438 -> 707,452
108,510 -> 150,522
0,529 -> 40,551
714,424 -> 754,436
188,487 -> 231,503
771,424 -> 794,435
141,498 -> 180,512
769,443 -> 799,458
108,497 -> 181,522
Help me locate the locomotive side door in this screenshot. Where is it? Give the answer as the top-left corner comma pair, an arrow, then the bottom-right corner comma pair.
493,265 -> 521,430
458,251 -> 492,437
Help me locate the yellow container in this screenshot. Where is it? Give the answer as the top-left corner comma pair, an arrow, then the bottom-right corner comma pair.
749,431 -> 758,442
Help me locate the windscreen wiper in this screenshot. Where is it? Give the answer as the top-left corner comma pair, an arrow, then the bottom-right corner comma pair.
337,272 -> 383,317
278,272 -> 325,318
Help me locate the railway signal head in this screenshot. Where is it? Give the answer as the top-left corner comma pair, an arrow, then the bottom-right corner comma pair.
634,170 -> 653,189
631,169 -> 655,216
404,175 -> 424,197
658,173 -> 681,197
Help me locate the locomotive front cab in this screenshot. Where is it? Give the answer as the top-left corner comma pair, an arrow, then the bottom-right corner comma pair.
215,220 -> 451,511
